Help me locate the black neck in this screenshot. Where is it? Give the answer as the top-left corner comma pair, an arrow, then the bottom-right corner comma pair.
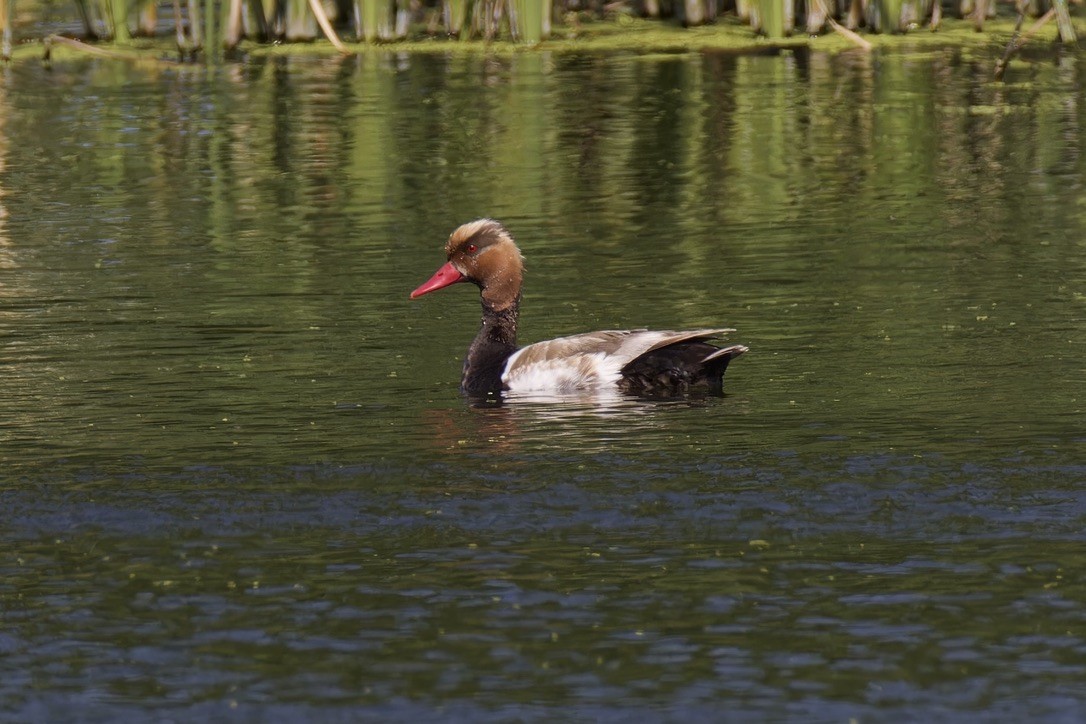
461,296 -> 520,396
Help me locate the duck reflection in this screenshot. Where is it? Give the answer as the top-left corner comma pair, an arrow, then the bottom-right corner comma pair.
422,389 -> 723,457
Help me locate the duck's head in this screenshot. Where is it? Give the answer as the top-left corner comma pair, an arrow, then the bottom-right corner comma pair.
410,219 -> 524,311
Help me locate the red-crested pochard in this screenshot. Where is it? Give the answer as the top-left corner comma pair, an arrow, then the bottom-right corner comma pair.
411,219 -> 747,397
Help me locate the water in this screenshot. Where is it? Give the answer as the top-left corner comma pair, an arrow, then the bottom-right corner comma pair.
1,48 -> 1085,720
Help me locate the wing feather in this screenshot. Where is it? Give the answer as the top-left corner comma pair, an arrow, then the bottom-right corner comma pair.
501,328 -> 736,393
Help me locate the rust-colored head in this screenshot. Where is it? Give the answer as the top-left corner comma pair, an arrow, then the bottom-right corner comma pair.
410,219 -> 524,311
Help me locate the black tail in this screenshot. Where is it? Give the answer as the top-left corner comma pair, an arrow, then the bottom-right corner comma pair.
619,343 -> 748,396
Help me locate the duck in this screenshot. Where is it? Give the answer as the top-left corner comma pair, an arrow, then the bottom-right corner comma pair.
410,219 -> 747,397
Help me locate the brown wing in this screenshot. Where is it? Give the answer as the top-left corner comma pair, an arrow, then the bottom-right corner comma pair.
502,329 -> 737,392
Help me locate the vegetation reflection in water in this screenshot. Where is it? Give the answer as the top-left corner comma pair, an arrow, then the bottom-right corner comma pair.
0,51 -> 1084,719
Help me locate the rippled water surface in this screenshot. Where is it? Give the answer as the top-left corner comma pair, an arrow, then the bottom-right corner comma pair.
1,48 -> 1085,720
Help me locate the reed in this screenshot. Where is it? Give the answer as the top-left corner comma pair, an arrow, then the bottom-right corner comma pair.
1053,0 -> 1076,41
73,0 -> 107,39
3,0 -> 1079,53
355,0 -> 395,39
514,0 -> 546,43
309,0 -> 350,47
112,0 -> 130,41
245,0 -> 270,40
187,0 -> 203,46
136,0 -> 157,35
225,0 -> 242,46
465,0 -> 496,40
972,0 -> 987,29
204,0 -> 217,50
72,0 -> 131,42
874,0 -> 902,31
358,0 -> 379,39
684,0 -> 707,25
0,0 -> 11,60
995,6 -> 1055,79
898,0 -> 919,25
806,0 -> 825,31
284,0 -> 316,39
443,0 -> 470,35
267,0 -> 281,35
171,0 -> 190,52
396,0 -> 410,36
757,0 -> 785,37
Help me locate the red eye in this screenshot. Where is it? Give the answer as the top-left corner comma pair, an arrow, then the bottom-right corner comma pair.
467,244 -> 477,253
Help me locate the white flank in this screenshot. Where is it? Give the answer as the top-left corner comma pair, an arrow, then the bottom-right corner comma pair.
502,351 -> 619,393
501,330 -> 690,394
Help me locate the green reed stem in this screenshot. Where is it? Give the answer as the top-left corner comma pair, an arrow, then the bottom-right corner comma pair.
72,0 -> 95,38
110,0 -> 131,42
444,0 -> 469,35
205,0 -> 218,50
515,0 -> 543,42
357,0 -> 381,40
245,0 -> 269,40
88,0 -> 108,37
875,0 -> 902,31
757,0 -> 783,37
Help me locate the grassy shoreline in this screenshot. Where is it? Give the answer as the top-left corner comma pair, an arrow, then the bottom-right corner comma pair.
1,15 -> 1065,64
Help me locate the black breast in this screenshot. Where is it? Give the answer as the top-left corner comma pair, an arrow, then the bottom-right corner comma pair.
461,340 -> 515,396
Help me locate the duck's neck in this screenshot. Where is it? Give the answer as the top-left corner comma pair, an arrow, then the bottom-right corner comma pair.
461,296 -> 520,396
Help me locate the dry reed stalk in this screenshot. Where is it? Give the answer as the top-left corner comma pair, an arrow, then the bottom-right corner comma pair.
137,0 -> 157,35
0,0 -> 11,61
172,0 -> 190,51
284,0 -> 316,40
972,0 -> 987,29
806,0 -> 827,33
810,0 -> 871,48
225,0 -> 244,47
187,0 -> 203,46
1053,0 -> 1076,42
46,32 -> 176,61
308,0 -> 351,51
827,12 -> 873,46
994,6 -> 1055,80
